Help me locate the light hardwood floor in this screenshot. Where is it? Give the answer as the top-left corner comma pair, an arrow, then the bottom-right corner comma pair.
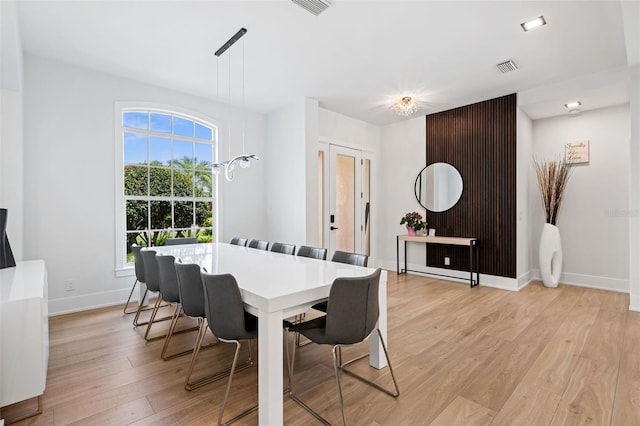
3,272 -> 640,425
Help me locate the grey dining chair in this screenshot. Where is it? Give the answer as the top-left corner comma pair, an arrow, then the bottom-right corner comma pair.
297,245 -> 328,260
311,250 -> 369,313
270,242 -> 296,255
126,244 -> 154,322
165,237 -> 197,245
202,272 -> 258,425
140,250 -> 175,341
247,239 -> 269,250
229,237 -> 248,246
288,268 -> 399,425
175,262 -> 252,391
155,254 -> 199,359
331,250 -> 369,267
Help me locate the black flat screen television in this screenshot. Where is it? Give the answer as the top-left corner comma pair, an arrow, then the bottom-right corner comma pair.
0,208 -> 16,269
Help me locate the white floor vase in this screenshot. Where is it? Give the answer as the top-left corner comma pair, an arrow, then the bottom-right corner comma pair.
539,223 -> 563,288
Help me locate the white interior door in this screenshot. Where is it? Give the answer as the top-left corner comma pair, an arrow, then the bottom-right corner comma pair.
329,145 -> 365,256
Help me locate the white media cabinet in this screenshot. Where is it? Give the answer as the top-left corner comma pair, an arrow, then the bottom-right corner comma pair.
0,260 -> 48,423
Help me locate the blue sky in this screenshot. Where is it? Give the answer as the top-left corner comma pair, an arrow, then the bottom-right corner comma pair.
123,112 -> 213,166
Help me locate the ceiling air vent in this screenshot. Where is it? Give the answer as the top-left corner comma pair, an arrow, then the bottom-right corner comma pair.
496,60 -> 518,73
292,0 -> 331,16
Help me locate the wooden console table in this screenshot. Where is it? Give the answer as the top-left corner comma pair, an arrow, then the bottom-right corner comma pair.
396,235 -> 479,288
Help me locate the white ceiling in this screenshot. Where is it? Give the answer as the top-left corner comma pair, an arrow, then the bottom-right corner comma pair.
15,0 -> 633,125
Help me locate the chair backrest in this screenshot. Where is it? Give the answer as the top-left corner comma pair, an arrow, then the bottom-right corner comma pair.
131,244 -> 145,282
155,254 -> 180,303
175,262 -> 205,318
140,250 -> 160,292
325,268 -> 382,345
270,242 -> 296,255
165,237 -> 197,246
297,245 -> 328,260
201,272 -> 257,341
230,237 -> 248,246
331,250 -> 368,267
248,239 -> 269,250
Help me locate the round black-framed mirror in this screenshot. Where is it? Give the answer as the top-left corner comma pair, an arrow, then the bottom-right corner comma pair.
414,162 -> 463,212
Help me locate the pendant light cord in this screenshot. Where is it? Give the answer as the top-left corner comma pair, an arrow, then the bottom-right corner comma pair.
228,48 -> 231,161
242,37 -> 246,155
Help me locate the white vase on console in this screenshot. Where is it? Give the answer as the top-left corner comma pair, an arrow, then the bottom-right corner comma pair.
539,223 -> 562,288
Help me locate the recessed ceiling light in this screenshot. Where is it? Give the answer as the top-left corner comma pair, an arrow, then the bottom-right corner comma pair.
521,16 -> 547,32
564,101 -> 582,109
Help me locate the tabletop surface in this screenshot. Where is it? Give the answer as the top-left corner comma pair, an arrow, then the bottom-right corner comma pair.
398,235 -> 477,246
151,243 -> 375,312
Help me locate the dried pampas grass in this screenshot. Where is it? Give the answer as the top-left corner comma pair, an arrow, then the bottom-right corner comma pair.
533,157 -> 572,225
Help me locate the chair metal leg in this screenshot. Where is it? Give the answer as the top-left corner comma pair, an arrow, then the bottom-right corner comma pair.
289,335 -> 332,425
295,331 -> 313,347
338,329 -> 400,398
284,328 -> 293,393
184,320 -> 251,391
144,296 -> 163,340
132,288 -> 151,326
160,304 -> 200,360
123,279 -> 140,314
289,329 -> 400,425
218,339 -> 258,426
185,319 -> 233,391
133,289 -> 171,327
143,297 -> 183,342
333,346 -> 347,426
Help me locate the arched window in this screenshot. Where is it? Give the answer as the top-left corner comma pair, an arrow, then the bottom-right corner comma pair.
115,105 -> 217,270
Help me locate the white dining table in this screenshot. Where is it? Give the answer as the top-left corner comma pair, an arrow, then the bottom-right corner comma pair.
151,242 -> 388,425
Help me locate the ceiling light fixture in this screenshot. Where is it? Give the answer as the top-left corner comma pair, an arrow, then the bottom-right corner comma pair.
521,16 -> 547,32
564,101 -> 582,109
211,28 -> 259,182
392,96 -> 419,117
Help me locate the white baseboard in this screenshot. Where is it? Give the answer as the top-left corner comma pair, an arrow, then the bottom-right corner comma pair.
381,259 -> 632,296
630,293 -> 640,312
528,268 -> 629,293
561,272 -> 628,293
48,288 -> 134,316
478,275 -> 519,291
517,270 -> 534,290
379,259 -> 521,291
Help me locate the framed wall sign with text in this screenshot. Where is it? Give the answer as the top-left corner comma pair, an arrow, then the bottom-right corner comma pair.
565,140 -> 589,164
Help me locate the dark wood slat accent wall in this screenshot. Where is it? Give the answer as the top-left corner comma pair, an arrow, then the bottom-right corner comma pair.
425,94 -> 516,278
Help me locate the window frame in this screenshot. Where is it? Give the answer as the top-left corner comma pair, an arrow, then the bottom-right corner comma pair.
114,102 -> 221,276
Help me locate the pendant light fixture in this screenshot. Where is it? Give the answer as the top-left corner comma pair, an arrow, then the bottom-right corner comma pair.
211,27 -> 259,181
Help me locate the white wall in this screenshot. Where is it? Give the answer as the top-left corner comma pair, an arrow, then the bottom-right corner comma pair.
629,67 -> 640,310
304,99 -> 320,246
516,108 -> 532,285
319,108 -> 381,151
378,116 -> 426,269
23,55 -> 265,314
265,98 -> 308,247
531,104 -> 630,292
0,0 -> 24,261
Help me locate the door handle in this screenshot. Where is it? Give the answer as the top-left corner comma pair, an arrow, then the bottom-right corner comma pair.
330,226 -> 339,230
